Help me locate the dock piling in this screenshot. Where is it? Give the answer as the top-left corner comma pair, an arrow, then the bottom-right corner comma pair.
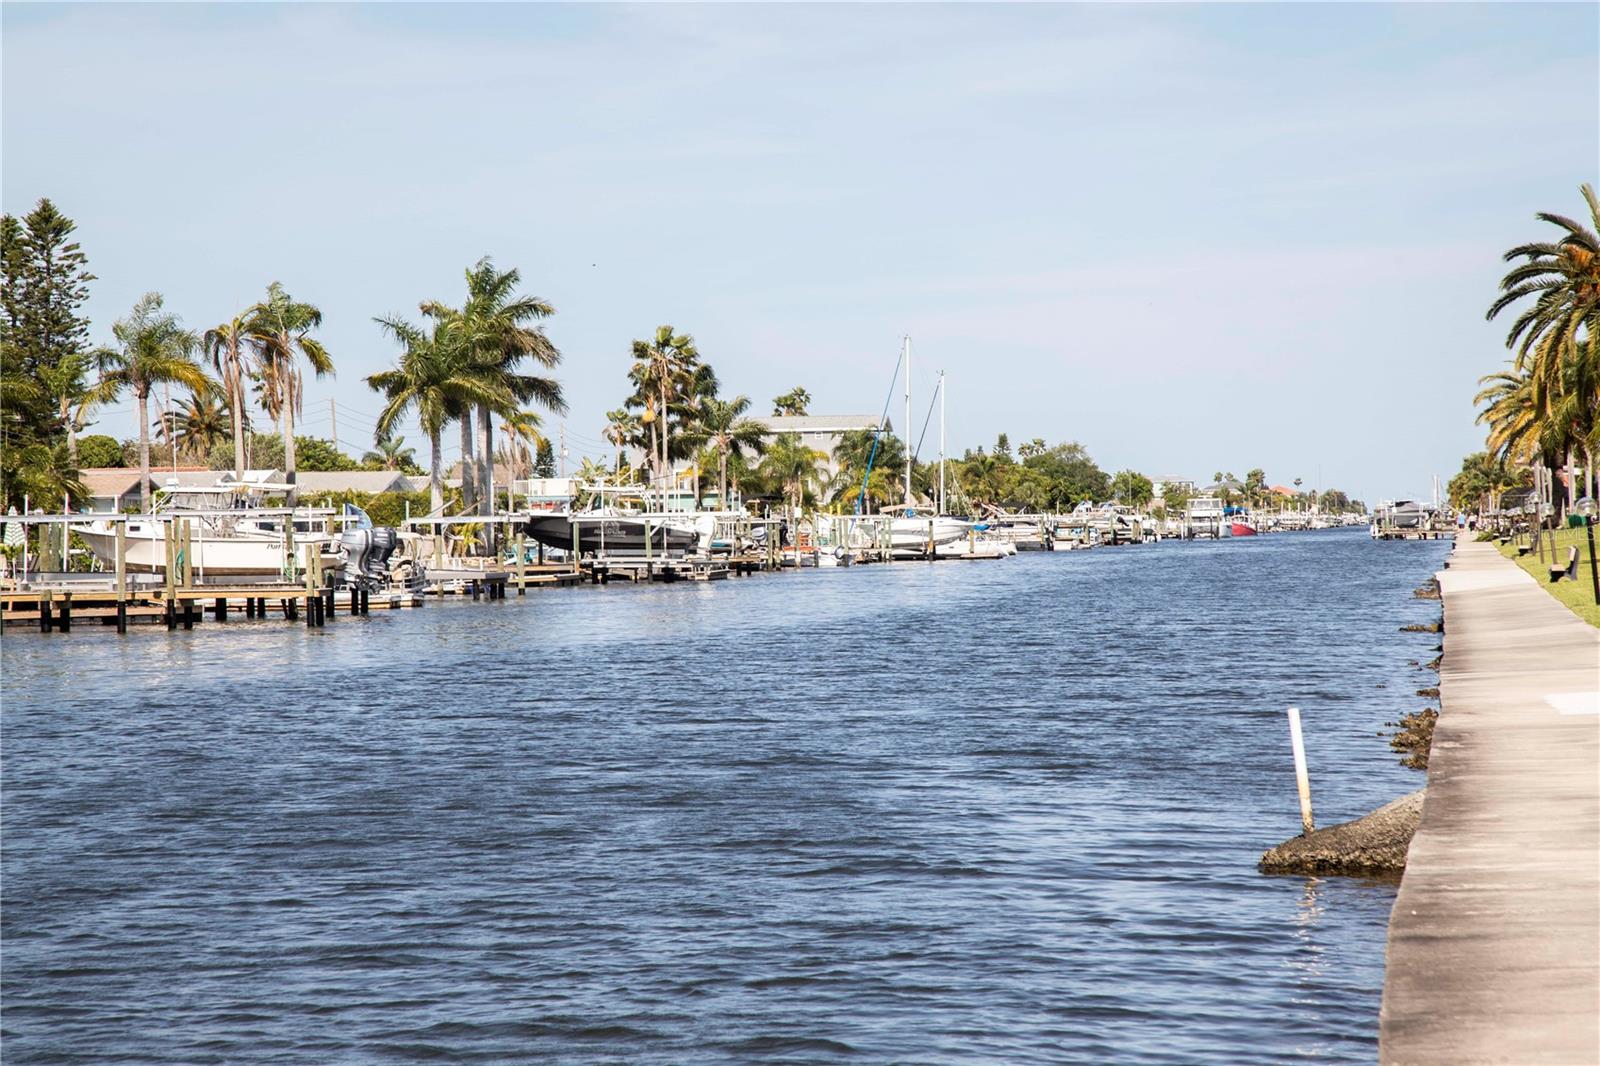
1287,706 -> 1315,834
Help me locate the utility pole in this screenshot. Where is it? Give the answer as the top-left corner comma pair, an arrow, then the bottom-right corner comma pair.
330,397 -> 338,451
560,422 -> 568,478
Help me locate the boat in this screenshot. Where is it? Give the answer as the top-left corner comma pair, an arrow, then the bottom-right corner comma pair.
523,510 -> 706,555
70,481 -> 340,576
886,508 -> 971,553
1224,507 -> 1258,537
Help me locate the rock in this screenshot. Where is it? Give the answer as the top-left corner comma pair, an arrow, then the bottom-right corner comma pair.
1259,789 -> 1425,875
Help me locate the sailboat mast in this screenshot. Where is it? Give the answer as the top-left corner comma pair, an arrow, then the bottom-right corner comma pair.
938,370 -> 946,514
903,336 -> 912,506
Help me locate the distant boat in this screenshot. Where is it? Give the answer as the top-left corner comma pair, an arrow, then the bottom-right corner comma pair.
1228,520 -> 1258,537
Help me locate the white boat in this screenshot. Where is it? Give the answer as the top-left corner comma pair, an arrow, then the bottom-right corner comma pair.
71,482 -> 338,576
887,509 -> 971,552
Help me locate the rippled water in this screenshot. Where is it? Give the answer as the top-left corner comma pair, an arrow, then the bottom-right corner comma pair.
2,528 -> 1450,1063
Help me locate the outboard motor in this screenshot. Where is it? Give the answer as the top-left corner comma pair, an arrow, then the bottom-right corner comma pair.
338,527 -> 398,592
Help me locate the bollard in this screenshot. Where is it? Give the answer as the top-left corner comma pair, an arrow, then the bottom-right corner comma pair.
1287,706 -> 1315,835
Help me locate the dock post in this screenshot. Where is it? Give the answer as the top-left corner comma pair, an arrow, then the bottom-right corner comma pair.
214,597 -> 226,622
516,534 -> 526,595
114,523 -> 127,633
181,518 -> 193,591
570,518 -> 580,575
1287,706 -> 1315,835
182,596 -> 194,630
59,591 -> 71,633
39,591 -> 52,634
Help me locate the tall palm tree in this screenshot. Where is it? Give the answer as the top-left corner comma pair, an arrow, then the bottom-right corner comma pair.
424,259 -> 566,514
1487,184 -> 1599,415
203,314 -> 253,480
628,325 -> 700,485
760,432 -> 824,516
99,293 -> 212,510
603,408 -> 641,477
245,282 -> 332,504
369,314 -> 510,513
680,395 -> 767,507
498,409 -> 545,480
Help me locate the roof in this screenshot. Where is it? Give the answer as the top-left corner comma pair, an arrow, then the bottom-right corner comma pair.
1269,485 -> 1297,496
78,468 -> 149,497
1150,474 -> 1193,484
292,470 -> 418,494
445,462 -> 516,483
758,414 -> 890,433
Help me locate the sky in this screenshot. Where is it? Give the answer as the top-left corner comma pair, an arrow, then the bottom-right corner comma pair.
4,2 -> 1596,502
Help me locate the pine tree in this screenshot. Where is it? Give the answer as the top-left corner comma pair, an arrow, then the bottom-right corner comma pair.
11,199 -> 95,383
534,437 -> 556,478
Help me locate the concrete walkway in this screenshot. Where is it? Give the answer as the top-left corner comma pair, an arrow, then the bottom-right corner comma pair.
1381,535 -> 1599,1065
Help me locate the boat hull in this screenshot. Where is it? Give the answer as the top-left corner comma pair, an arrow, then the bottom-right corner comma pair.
1228,522 -> 1258,537
72,524 -> 333,576
524,515 -> 699,555
888,516 -> 971,550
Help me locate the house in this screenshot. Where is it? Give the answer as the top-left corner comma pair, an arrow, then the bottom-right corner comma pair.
1150,475 -> 1195,500
445,462 -> 517,489
77,466 -> 212,512
755,414 -> 892,477
78,468 -> 151,513
290,470 -> 422,495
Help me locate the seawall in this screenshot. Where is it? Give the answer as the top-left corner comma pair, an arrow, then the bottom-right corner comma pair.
1379,535 -> 1599,1064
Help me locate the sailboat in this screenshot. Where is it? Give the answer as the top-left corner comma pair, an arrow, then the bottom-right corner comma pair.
882,339 -> 970,553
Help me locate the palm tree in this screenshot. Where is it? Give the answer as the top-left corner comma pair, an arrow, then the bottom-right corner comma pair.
603,408 -> 641,477
424,259 -> 566,514
1488,184 -> 1600,410
37,347 -> 119,467
363,429 -> 417,472
171,392 -> 232,462
772,386 -> 811,416
99,293 -> 212,510
498,409 -> 546,480
679,395 -> 767,507
628,325 -> 700,485
760,432 -> 824,516
245,282 -> 332,504
369,314 -> 511,513
203,314 -> 253,479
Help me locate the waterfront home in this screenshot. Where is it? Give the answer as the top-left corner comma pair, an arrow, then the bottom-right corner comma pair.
756,415 -> 890,478
77,467 -> 213,512
1151,475 -> 1195,500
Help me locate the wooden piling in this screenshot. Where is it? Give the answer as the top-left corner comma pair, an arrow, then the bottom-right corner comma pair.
516,534 -> 526,595
114,523 -> 127,631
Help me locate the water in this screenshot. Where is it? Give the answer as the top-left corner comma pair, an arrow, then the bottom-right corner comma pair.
1,528 -> 1450,1064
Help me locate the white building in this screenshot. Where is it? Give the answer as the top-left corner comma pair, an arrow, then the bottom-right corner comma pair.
755,414 -> 891,477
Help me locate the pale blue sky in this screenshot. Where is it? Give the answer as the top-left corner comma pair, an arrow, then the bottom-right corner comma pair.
4,3 -> 1596,500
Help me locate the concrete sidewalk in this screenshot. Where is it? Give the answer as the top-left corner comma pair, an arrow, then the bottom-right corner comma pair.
1381,535 -> 1599,1065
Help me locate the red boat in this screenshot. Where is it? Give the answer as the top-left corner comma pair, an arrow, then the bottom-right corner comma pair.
1229,520 -> 1258,537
